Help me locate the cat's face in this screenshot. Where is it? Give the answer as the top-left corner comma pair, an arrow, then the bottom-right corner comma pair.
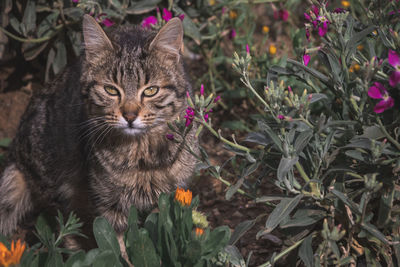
81,16 -> 188,137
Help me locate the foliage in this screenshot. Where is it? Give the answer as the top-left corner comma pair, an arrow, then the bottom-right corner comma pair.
0,192 -> 233,267
169,0 -> 400,266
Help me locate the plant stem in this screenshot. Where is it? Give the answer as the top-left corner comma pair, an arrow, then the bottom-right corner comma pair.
256,236 -> 309,267
377,117 -> 400,151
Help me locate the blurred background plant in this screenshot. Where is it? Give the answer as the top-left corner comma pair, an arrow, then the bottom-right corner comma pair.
1,0 -> 400,266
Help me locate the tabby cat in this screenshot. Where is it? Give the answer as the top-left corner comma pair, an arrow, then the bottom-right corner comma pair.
0,15 -> 197,248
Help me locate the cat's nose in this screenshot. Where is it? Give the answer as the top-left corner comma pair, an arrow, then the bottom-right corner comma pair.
123,112 -> 137,126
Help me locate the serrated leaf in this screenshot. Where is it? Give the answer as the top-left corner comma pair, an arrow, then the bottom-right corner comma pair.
263,194 -> 303,233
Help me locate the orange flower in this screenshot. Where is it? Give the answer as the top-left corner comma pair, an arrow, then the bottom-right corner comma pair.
269,44 -> 277,55
175,188 -> 192,206
195,227 -> 204,236
229,10 -> 238,19
341,1 -> 350,7
262,26 -> 270,34
0,240 -> 26,267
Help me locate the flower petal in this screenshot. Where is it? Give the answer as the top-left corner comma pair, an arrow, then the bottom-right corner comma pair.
389,71 -> 400,87
388,50 -> 400,67
368,84 -> 384,99
303,54 -> 311,66
374,98 -> 394,113
162,8 -> 172,22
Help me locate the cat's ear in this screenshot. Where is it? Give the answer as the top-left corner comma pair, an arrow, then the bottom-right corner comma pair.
149,17 -> 183,60
82,14 -> 113,62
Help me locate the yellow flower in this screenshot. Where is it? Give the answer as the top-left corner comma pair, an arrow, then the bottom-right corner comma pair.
0,240 -> 26,267
262,26 -> 270,34
357,44 -> 364,51
353,64 -> 360,71
209,0 -> 215,5
269,44 -> 277,55
229,10 -> 237,19
175,188 -> 192,206
341,1 -> 350,7
195,227 -> 204,236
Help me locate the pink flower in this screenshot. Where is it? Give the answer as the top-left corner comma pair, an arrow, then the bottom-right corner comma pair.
178,14 -> 185,21
229,29 -> 236,39
277,115 -> 285,120
204,113 -> 209,122
303,54 -> 310,66
305,28 -> 311,41
368,82 -> 395,113
101,18 -> 114,27
162,8 -> 172,22
246,44 -> 250,54
318,20 -> 329,37
184,107 -> 195,127
166,134 -> 174,140
72,0 -> 79,2
214,96 -> 221,103
141,16 -> 158,29
388,50 -> 400,87
288,86 -> 293,93
200,84 -> 204,95
279,9 -> 289,21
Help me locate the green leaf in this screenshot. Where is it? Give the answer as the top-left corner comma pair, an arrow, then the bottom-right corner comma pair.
91,250 -> 120,267
224,245 -> 246,267
52,41 -> 67,75
299,235 -> 313,267
330,189 -> 361,215
93,217 -> 120,257
203,226 -> 231,258
22,41 -> 48,61
63,8 -> 84,21
65,251 -> 85,267
308,93 -> 328,104
277,156 -> 298,182
225,177 -> 244,201
244,132 -> 272,146
37,11 -> 59,37
0,138 -> 11,148
361,223 -> 389,245
129,229 -> 160,267
229,219 -> 256,245
294,130 -> 313,154
221,120 -> 250,131
258,120 -> 283,152
280,209 -> 326,228
22,0 -> 36,34
173,6 -> 201,45
126,0 -> 161,15
263,194 -> 303,234
287,58 -> 330,84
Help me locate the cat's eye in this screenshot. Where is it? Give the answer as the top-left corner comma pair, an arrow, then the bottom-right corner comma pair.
104,85 -> 119,96
143,86 -> 159,97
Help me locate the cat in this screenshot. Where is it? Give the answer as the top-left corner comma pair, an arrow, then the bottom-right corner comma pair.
0,14 -> 198,249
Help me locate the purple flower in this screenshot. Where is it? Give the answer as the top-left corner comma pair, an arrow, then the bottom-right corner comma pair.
277,115 -> 285,120
101,18 -> 114,27
334,8 -> 346,13
184,107 -> 195,127
279,9 -> 289,21
141,16 -> 158,29
178,14 -> 185,21
166,134 -> 174,140
200,84 -> 204,95
229,29 -> 236,39
303,54 -> 310,66
72,0 -> 79,2
214,96 -> 221,103
318,20 -> 329,37
388,50 -> 400,87
246,44 -> 250,54
204,113 -> 209,122
305,28 -> 311,41
368,82 -> 394,113
162,8 -> 172,22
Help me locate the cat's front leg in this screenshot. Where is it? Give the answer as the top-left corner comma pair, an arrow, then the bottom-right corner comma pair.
0,164 -> 33,236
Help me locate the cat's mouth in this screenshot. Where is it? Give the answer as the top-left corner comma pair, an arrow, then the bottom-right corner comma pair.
118,117 -> 146,136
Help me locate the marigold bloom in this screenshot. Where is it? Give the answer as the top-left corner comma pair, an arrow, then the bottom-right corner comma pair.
0,240 -> 26,267
357,44 -> 364,51
175,188 -> 192,206
195,227 -> 204,236
341,1 -> 350,7
269,44 -> 277,55
229,10 -> 238,19
262,26 -> 270,34
368,82 -> 394,113
209,0 -> 215,5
